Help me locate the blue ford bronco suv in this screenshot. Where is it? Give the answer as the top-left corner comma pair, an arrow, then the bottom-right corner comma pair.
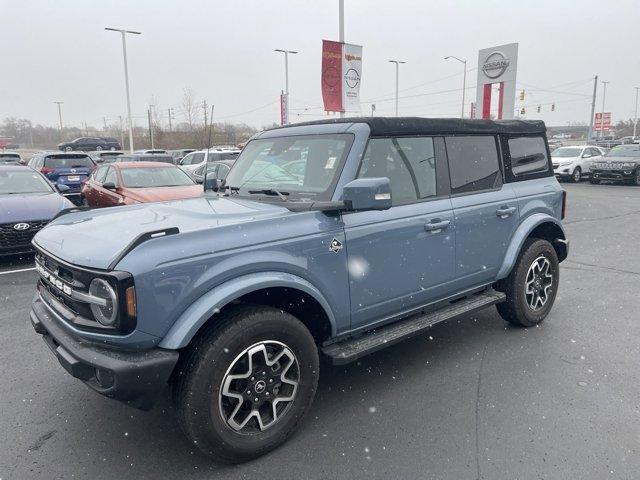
30,117 -> 568,463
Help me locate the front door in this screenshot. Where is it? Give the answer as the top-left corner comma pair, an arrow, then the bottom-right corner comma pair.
342,136 -> 455,330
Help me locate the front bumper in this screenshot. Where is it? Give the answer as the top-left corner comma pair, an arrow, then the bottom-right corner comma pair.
591,169 -> 636,182
30,293 -> 179,410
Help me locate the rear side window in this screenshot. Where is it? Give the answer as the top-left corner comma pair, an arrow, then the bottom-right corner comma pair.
445,136 -> 501,194
45,155 -> 94,169
358,137 -> 437,205
508,136 -> 550,176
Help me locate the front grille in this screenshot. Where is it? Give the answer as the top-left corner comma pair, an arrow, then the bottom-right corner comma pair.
0,220 -> 48,249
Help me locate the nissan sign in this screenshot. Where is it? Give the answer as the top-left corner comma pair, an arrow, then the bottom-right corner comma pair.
482,51 -> 510,79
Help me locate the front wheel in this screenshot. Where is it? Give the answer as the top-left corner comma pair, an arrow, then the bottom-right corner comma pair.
496,238 -> 560,327
96,145 -> 103,151
634,169 -> 640,186
172,305 -> 319,463
65,146 -> 73,152
571,167 -> 582,183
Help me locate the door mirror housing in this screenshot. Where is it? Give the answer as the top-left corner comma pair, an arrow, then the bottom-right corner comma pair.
55,183 -> 70,193
195,177 -> 204,184
204,177 -> 220,191
102,182 -> 117,190
342,177 -> 392,211
582,153 -> 591,158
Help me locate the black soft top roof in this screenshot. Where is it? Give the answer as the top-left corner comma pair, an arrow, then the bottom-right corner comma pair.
281,117 -> 546,136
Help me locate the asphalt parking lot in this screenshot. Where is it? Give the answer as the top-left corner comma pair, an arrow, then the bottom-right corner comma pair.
1,182 -> 639,480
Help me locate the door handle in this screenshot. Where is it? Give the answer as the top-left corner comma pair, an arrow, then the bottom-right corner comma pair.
496,206 -> 516,218
424,219 -> 451,233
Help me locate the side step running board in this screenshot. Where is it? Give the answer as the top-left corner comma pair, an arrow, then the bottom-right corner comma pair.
322,289 -> 506,365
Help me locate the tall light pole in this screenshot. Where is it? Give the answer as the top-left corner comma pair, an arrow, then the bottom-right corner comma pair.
274,49 -> 298,125
339,0 -> 345,118
445,55 -> 467,118
389,60 -> 406,116
600,80 -> 609,139
633,87 -> 639,139
105,27 -> 141,153
53,101 -> 64,138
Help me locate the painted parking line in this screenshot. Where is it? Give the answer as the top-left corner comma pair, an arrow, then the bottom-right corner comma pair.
0,267 -> 37,276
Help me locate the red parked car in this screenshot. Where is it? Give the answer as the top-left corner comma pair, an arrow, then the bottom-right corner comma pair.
82,161 -> 203,208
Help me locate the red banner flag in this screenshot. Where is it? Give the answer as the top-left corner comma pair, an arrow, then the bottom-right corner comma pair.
321,40 -> 343,112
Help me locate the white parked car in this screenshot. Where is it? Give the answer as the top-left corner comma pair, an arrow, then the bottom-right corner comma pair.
551,145 -> 605,182
179,148 -> 240,176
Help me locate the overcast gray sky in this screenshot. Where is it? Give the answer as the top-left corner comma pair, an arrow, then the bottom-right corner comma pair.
2,0 -> 639,129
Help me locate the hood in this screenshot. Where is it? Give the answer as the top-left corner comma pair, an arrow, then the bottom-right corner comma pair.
124,185 -> 203,203
0,192 -> 72,224
33,195 -> 291,269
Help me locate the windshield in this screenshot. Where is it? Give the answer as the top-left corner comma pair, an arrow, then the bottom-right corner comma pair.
605,145 -> 640,157
223,134 -> 353,201
44,155 -> 94,168
120,167 -> 195,188
0,170 -> 53,194
551,147 -> 582,158
0,153 -> 20,161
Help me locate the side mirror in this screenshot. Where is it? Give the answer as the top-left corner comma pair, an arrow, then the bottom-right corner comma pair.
582,153 -> 591,158
179,159 -> 184,165
102,182 -> 117,190
342,177 -> 392,211
195,177 -> 204,184
56,184 -> 70,193
204,177 -> 220,191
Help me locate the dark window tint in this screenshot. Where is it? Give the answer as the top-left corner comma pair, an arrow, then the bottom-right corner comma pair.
358,137 -> 437,205
44,155 -> 94,169
445,136 -> 501,193
508,136 -> 550,176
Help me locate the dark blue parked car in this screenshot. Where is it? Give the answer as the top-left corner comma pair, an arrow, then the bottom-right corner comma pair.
30,117 -> 568,463
0,165 -> 74,257
28,152 -> 95,203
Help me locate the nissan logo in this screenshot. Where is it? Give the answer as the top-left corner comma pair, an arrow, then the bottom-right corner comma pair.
13,223 -> 31,231
482,51 -> 510,79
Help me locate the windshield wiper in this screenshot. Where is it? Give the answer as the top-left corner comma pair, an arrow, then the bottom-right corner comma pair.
248,188 -> 290,201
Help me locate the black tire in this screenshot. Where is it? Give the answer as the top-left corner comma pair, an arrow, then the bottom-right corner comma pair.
634,169 -> 640,186
590,177 -> 600,185
571,167 -> 581,183
96,145 -> 103,151
65,146 -> 73,152
110,146 -> 116,151
496,238 -> 559,327
172,305 -> 319,463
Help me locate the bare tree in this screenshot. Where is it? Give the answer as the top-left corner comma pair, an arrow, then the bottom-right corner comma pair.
181,87 -> 197,132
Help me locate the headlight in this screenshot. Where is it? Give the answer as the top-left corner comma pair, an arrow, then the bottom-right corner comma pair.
89,278 -> 118,326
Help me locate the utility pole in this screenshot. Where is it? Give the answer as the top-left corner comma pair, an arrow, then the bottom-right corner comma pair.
118,115 -> 125,149
445,56 -> 467,118
339,0 -> 345,118
105,27 -> 141,153
147,108 -> 154,149
633,87 -> 639,139
103,117 -> 108,133
53,101 -> 64,138
371,104 -> 376,117
167,108 -> 173,132
203,100 -> 208,128
587,75 -> 598,141
600,80 -> 609,139
389,60 -> 406,116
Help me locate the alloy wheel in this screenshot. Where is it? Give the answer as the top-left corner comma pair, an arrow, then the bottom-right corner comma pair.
524,256 -> 553,311
219,341 -> 299,433
573,168 -> 581,182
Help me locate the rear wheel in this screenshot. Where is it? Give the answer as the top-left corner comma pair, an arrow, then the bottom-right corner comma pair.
571,167 -> 582,183
65,146 -> 73,152
634,169 -> 640,186
96,146 -> 103,151
172,305 -> 319,463
109,146 -> 116,151
496,238 -> 559,327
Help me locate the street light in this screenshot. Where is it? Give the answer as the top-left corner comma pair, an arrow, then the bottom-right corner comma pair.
445,55 -> 467,118
105,27 -> 141,153
53,101 -> 64,138
274,49 -> 298,125
633,87 -> 639,139
600,80 -> 609,139
389,60 -> 406,116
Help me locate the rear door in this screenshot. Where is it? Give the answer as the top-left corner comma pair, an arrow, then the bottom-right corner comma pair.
343,136 -> 455,329
446,135 -> 519,290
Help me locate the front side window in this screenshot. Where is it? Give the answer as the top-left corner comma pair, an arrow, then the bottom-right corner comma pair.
357,137 -> 437,205
93,166 -> 108,183
223,134 -> 353,201
508,136 -> 550,176
446,136 -> 501,193
103,167 -> 118,186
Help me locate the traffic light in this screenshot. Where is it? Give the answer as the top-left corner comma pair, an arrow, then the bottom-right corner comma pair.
551,103 -> 556,111
519,90 -> 525,101
537,105 -> 541,113
520,107 -> 526,115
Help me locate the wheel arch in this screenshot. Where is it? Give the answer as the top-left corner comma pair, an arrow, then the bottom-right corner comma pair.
496,214 -> 567,280
159,272 -> 337,350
